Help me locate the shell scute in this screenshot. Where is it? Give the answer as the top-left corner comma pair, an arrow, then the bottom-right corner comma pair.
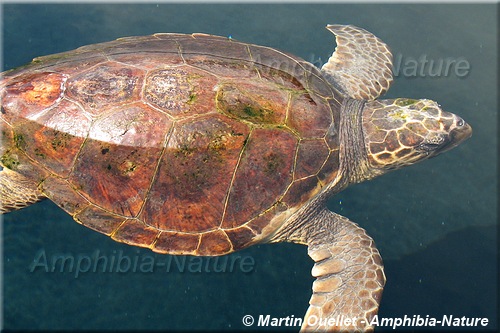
13,110 -> 86,178
74,205 -> 126,235
180,35 -> 252,62
216,80 -> 289,126
317,151 -> 341,185
1,72 -> 66,122
198,230 -> 232,256
111,218 -> 160,247
221,128 -> 297,228
224,226 -> 257,251
69,137 -> 163,217
283,176 -> 322,208
89,102 -> 171,147
111,53 -> 184,71
287,93 -> 333,138
304,65 -> 338,100
295,139 -> 330,179
143,67 -> 218,118
244,201 -> 290,236
40,176 -> 90,215
153,231 -> 200,255
113,37 -> 179,55
66,62 -> 143,113
140,114 -> 250,233
186,56 -> 256,79
36,99 -> 92,139
42,57 -> 108,77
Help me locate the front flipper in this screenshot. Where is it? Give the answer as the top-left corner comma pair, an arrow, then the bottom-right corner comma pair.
0,168 -> 45,213
301,209 -> 385,332
322,24 -> 393,101
273,207 -> 385,332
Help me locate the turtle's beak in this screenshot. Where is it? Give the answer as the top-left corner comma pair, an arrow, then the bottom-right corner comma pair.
440,116 -> 472,154
451,120 -> 472,142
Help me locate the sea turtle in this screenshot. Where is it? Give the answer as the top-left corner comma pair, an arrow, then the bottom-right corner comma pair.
0,25 -> 471,331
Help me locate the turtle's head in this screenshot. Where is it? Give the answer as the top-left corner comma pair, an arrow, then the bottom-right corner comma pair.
361,98 -> 472,173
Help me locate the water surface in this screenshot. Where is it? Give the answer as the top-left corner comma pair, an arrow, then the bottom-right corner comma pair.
2,3 -> 497,331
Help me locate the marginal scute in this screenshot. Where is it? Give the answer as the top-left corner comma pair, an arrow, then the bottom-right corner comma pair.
304,65 -> 338,99
112,53 -> 183,71
40,176 -> 90,214
40,56 -> 108,77
74,205 -> 126,235
245,202 -> 289,236
112,218 -> 160,247
282,176 -> 322,208
247,44 -> 307,89
122,35 -> 179,49
198,230 -> 232,255
324,121 -> 340,150
187,56 -> 256,78
153,231 -> 200,255
317,151 -> 340,185
180,34 -> 252,61
224,226 -> 256,251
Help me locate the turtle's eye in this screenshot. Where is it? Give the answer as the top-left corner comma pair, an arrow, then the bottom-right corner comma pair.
456,118 -> 465,127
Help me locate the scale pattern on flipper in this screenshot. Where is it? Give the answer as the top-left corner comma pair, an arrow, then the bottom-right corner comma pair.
302,213 -> 385,332
0,168 -> 45,213
322,25 -> 393,101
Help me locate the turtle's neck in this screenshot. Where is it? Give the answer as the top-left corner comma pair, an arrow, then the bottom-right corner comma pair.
339,98 -> 380,184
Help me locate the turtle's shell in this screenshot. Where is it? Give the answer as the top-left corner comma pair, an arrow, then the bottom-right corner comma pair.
0,33 -> 343,255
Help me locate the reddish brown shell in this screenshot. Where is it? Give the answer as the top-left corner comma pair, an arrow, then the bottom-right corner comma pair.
0,33 -> 343,255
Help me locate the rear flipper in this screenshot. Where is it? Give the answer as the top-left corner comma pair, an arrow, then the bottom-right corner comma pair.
0,168 -> 45,213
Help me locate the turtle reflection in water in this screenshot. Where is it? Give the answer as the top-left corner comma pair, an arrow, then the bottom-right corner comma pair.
0,25 -> 471,331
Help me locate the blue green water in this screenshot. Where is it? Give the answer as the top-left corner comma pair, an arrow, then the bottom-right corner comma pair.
2,3 -> 497,331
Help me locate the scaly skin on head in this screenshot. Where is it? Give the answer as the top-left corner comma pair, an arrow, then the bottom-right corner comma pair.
361,98 -> 472,174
